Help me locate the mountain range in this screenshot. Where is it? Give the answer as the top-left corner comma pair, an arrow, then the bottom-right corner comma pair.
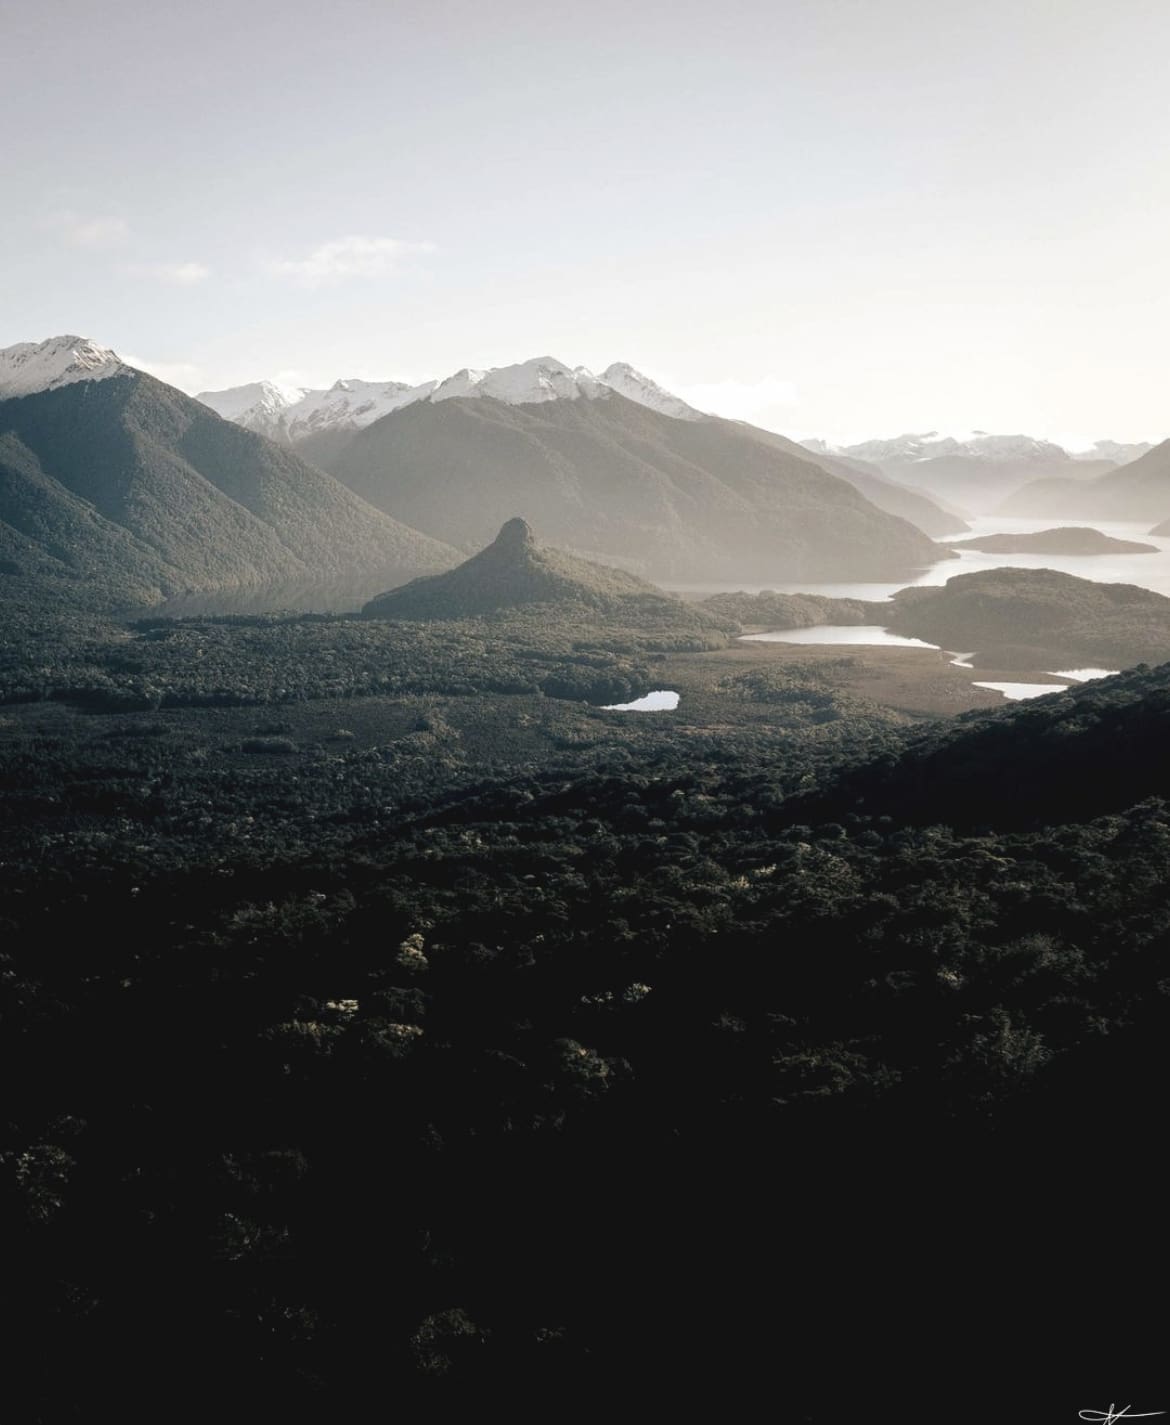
802,431 -> 1154,515
998,438 -> 1170,524
0,336 -> 456,612
323,366 -> 951,580
11,336 -> 1165,616
201,355 -> 961,575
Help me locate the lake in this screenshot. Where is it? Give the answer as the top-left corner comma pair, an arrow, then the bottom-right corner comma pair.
972,682 -> 1071,701
740,626 -> 939,649
668,516 -> 1170,603
603,690 -> 681,712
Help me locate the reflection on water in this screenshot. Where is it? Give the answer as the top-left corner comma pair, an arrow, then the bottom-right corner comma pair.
602,690 -> 680,712
669,517 -> 1170,604
973,682 -> 1070,701
740,625 -> 939,649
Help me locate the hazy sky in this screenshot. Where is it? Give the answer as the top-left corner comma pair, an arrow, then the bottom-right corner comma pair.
2,0 -> 1167,445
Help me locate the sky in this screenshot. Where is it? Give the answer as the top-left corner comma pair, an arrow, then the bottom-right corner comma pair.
1,0 -> 1167,447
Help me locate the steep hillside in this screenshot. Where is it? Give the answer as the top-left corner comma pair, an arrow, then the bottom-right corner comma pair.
1000,439 -> 1170,523
0,340 -> 457,610
329,390 -> 950,582
363,517 -> 730,640
755,428 -> 969,536
809,660 -> 1170,828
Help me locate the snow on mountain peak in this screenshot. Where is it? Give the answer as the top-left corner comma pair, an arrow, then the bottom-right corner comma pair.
599,363 -> 702,420
0,335 -> 129,398
197,380 -> 302,425
842,430 -> 1072,465
425,356 -> 704,416
430,357 -> 607,406
196,356 -> 704,439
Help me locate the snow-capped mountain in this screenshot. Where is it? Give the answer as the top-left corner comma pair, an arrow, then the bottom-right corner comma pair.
1072,439 -> 1155,465
195,380 -> 303,439
597,362 -> 702,420
430,357 -> 608,405
0,335 -> 130,398
803,430 -> 1129,514
197,357 -> 704,442
196,376 -> 431,443
833,432 -> 1072,466
807,431 -> 1158,472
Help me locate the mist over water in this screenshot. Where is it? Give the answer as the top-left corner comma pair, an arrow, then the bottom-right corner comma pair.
670,517 -> 1170,603
143,518 -> 1170,621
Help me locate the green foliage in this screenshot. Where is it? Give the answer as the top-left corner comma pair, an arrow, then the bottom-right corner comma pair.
888,566 -> 1170,667
3,612 -> 1169,1408
0,373 -> 455,612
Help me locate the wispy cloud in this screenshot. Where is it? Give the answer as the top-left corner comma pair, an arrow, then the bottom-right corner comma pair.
265,235 -> 435,286
126,261 -> 212,285
47,210 -> 131,248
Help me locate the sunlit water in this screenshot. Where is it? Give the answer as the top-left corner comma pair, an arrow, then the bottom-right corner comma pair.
972,682 -> 1071,702
1047,668 -> 1120,682
669,517 -> 1170,603
740,625 -> 939,649
602,690 -> 680,712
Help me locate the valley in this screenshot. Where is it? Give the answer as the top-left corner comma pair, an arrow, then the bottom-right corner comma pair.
3,337 -> 1168,1413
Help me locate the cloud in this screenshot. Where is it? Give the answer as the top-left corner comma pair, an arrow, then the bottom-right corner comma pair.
265,235 -> 435,286
47,210 -> 131,248
672,375 -> 800,422
127,261 -> 211,285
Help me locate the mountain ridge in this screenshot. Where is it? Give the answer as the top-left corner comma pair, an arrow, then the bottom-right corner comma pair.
0,354 -> 458,612
327,387 -> 952,582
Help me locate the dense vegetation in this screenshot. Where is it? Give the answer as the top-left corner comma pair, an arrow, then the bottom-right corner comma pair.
887,566 -> 1170,667
3,601 -> 1167,1413
0,375 -> 455,610
702,569 -> 1170,672
949,525 -> 1157,554
363,517 -> 732,636
698,588 -> 880,627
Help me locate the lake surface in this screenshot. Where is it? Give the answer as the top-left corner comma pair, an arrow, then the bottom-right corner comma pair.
669,517 -> 1170,603
603,690 -> 680,712
740,625 -> 939,649
972,682 -> 1071,702
1048,668 -> 1119,682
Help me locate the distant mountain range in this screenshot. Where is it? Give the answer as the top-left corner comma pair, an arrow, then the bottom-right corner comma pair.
197,360 -> 701,444
0,336 -> 456,612
999,438 -> 1170,524
803,431 -> 1158,515
202,355 -> 963,571
13,335 -> 1162,613
321,362 -> 951,580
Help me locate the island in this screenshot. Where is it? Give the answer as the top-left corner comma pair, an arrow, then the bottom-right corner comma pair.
947,526 -> 1157,555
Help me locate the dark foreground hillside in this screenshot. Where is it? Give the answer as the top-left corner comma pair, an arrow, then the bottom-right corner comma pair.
2,610 -> 1167,1415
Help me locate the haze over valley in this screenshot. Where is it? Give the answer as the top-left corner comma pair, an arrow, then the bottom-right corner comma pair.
5,0 -> 1169,1411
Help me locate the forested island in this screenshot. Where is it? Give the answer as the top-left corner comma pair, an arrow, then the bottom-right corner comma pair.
948,525 -> 1157,554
